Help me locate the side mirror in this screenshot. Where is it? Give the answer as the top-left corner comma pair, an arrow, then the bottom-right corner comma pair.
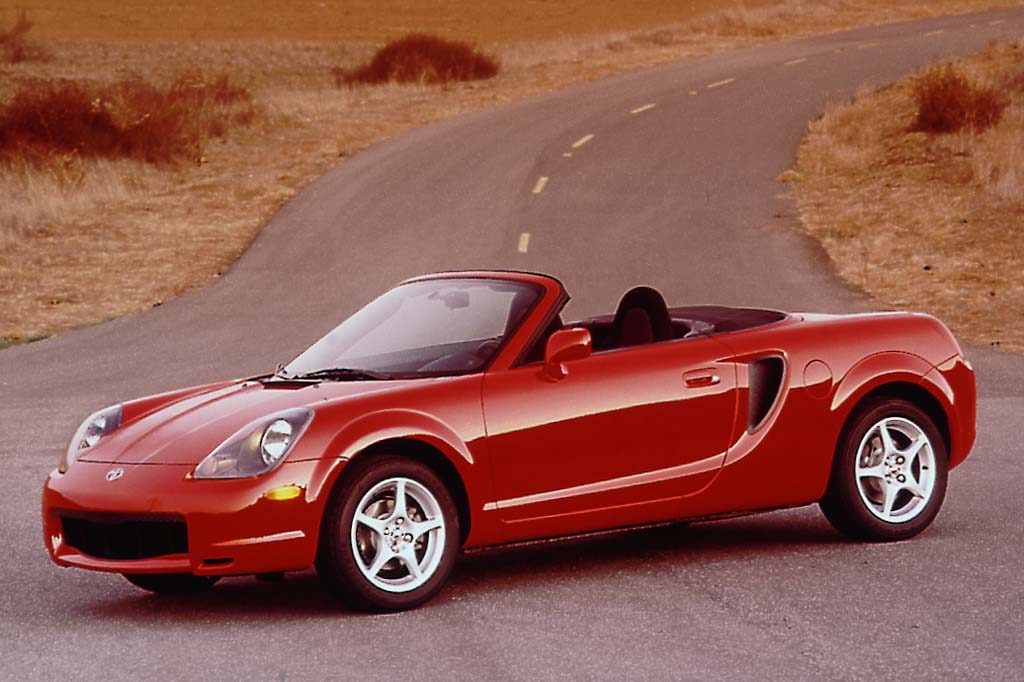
543,327 -> 592,381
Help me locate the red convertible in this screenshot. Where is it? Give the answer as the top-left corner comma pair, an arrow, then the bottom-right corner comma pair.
43,271 -> 976,611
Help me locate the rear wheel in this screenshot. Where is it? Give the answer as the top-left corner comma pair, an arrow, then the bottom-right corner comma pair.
820,398 -> 948,541
316,456 -> 459,612
123,573 -> 220,595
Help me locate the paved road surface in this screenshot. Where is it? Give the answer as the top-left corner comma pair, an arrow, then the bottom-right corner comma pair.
3,7 -> 1023,681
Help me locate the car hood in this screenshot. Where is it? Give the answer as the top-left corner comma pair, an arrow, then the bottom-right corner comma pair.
77,379 -> 395,466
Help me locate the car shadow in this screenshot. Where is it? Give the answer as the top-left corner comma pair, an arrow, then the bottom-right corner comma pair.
76,508 -> 861,621
451,509 -> 846,589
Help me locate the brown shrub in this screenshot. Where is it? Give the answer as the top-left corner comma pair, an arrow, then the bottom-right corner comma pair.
0,75 -> 254,166
338,33 -> 498,87
911,63 -> 1009,134
0,9 -> 50,63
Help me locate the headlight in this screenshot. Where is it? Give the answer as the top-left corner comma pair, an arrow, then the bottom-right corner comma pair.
193,408 -> 313,479
60,404 -> 123,473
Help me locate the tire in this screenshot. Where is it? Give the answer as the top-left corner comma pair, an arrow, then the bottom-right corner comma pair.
316,455 -> 460,612
123,573 -> 220,595
820,398 -> 948,541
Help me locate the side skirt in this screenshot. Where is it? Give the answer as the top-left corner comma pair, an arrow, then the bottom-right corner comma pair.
460,503 -> 809,555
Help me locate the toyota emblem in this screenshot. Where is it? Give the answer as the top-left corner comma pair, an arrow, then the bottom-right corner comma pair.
105,467 -> 124,482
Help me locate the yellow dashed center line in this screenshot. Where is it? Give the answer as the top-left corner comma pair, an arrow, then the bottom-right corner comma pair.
562,152 -> 573,158
784,57 -> 808,66
688,90 -> 698,96
630,103 -> 657,114
517,233 -> 530,253
925,29 -> 945,36
857,42 -> 879,49
571,134 -> 594,149
707,78 -> 735,89
532,176 -> 549,194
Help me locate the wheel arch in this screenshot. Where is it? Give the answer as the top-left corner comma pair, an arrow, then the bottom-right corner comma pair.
305,407 -> 483,556
313,422 -> 474,548
343,437 -> 472,545
822,352 -> 956,493
830,351 -> 955,457
312,432 -> 471,610
819,379 -> 953,541
848,382 -> 951,455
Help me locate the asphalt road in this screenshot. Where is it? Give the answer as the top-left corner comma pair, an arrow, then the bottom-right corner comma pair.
3,7 -> 1024,682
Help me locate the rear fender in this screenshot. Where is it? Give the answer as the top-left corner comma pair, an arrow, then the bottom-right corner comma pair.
831,352 -> 936,412
831,351 -> 956,451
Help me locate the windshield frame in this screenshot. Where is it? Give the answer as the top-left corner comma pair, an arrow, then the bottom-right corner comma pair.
281,273 -> 555,380
404,271 -> 568,373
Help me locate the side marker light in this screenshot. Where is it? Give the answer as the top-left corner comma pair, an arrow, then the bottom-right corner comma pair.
265,485 -> 302,501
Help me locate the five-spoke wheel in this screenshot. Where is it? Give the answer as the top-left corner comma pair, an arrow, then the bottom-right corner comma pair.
821,398 -> 948,541
854,416 -> 937,523
350,477 -> 447,593
317,455 -> 459,611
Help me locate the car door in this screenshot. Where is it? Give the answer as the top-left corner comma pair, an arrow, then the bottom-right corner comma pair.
481,333 -> 738,542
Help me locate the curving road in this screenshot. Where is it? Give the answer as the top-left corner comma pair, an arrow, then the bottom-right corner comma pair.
4,7 -> 1024,681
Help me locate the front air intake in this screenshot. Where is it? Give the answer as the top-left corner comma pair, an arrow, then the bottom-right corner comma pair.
59,510 -> 188,560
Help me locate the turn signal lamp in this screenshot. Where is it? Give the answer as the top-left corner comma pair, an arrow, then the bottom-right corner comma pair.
265,485 -> 302,501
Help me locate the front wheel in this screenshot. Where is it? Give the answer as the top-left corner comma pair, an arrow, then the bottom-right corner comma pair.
316,456 -> 459,612
820,398 -> 948,541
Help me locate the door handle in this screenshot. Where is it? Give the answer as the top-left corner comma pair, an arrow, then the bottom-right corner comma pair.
683,368 -> 721,388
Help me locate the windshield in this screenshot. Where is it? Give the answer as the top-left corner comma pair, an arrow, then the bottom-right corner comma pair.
284,278 -> 542,378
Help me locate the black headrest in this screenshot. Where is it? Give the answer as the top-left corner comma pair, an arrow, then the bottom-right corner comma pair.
613,286 -> 672,343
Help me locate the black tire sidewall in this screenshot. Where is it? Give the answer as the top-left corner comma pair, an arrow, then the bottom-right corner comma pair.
317,456 -> 460,612
822,398 -> 949,541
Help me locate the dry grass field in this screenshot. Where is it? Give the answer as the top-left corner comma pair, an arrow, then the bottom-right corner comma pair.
4,1 -> 783,43
0,0 -> 1019,346
793,42 -> 1024,352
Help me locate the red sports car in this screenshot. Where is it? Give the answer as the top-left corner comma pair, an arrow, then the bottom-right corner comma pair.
43,271 -> 976,611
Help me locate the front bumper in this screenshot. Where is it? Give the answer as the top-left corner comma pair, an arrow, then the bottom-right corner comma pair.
42,458 -> 339,576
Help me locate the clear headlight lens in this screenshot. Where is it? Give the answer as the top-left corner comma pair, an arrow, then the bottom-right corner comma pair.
260,419 -> 294,464
60,404 -> 123,473
194,408 -> 313,479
